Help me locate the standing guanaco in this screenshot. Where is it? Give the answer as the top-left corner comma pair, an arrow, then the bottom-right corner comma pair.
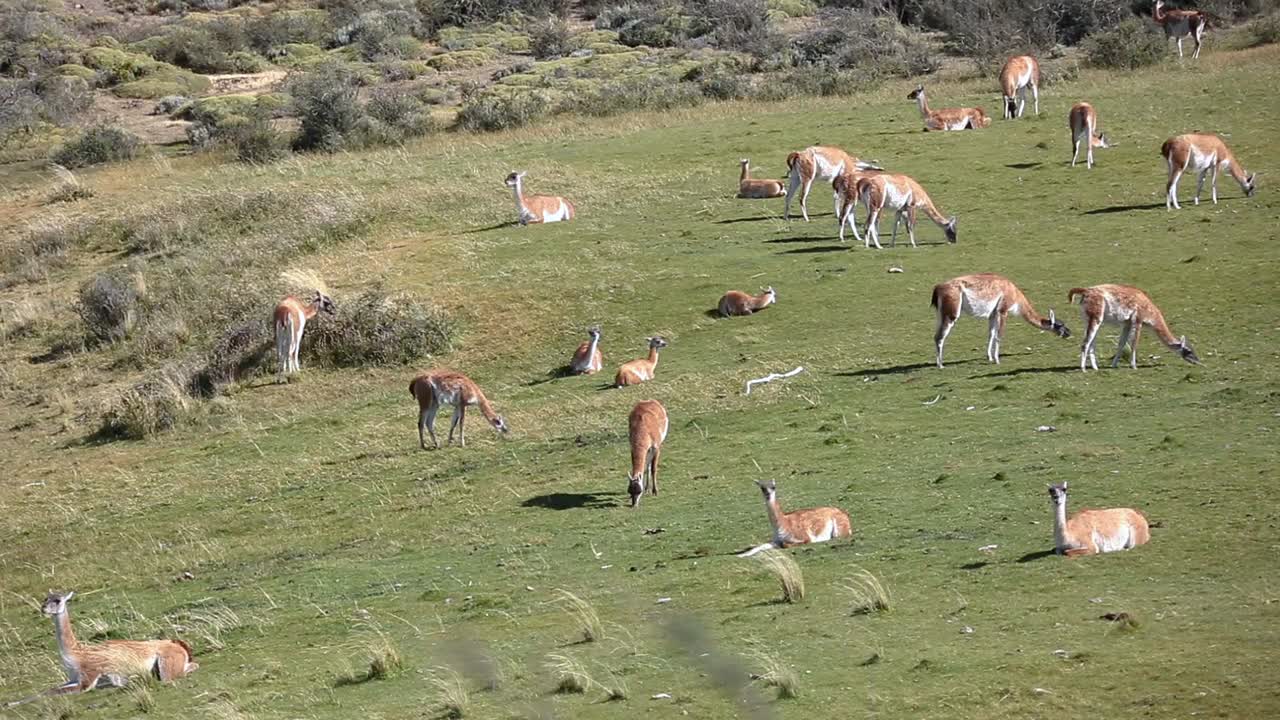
614,337 -> 668,387
718,287 -> 776,317
736,159 -> 785,199
1161,134 -> 1256,210
626,399 -> 668,508
1067,284 -> 1201,371
931,273 -> 1071,368
5,592 -> 198,708
908,84 -> 991,131
737,480 -> 852,557
999,55 -> 1040,120
833,166 -> 882,243
856,173 -> 957,249
1049,482 -> 1150,556
784,145 -> 880,222
409,370 -> 509,449
505,171 -> 575,225
1068,102 -> 1111,169
569,326 -> 603,375
1154,0 -> 1208,59
274,290 -> 336,382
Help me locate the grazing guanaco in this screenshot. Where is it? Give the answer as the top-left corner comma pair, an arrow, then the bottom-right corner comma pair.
1161,133 -> 1256,210
718,287 -> 776,317
626,399 -> 668,508
409,370 -> 509,449
907,84 -> 991,131
5,592 -> 197,708
736,159 -> 785,199
1048,482 -> 1150,557
833,166 -> 882,243
856,173 -> 956,249
1069,102 -> 1111,169
614,337 -> 667,387
784,145 -> 880,222
274,290 -> 335,382
1154,0 -> 1207,59
1067,284 -> 1201,371
931,273 -> 1071,368
737,480 -> 852,557
569,326 -> 603,375
999,55 -> 1040,120
504,171 -> 575,225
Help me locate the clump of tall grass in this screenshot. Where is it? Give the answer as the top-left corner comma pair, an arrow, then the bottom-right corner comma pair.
546,652 -> 591,694
50,125 -> 141,168
754,548 -> 804,603
428,666 -> 470,718
97,365 -> 193,439
2,213 -> 91,286
842,568 -> 892,615
77,270 -> 141,346
749,649 -> 800,699
45,164 -> 93,204
555,589 -> 604,643
307,288 -> 457,367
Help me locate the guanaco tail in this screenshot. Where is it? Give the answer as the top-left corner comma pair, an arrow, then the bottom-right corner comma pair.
931,273 -> 1071,368
999,55 -> 1040,119
856,173 -> 956,249
1049,482 -> 1150,556
1161,133 -> 1256,210
614,337 -> 668,387
1154,0 -> 1208,58
1068,102 -> 1112,169
908,84 -> 991,131
718,286 -> 776,317
505,171 -> 575,225
738,480 -> 852,557
569,325 -> 603,375
5,592 -> 197,708
274,290 -> 335,382
736,159 -> 785,199
784,145 -> 881,222
626,399 -> 669,508
409,370 -> 509,449
1067,284 -> 1201,371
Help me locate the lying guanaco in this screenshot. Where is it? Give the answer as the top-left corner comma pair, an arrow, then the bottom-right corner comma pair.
931,273 -> 1071,368
626,399 -> 668,508
1049,482 -> 1150,556
908,84 -> 991,131
569,325 -> 603,375
736,159 -> 785,199
614,337 -> 667,387
738,480 -> 852,557
505,171 -> 575,225
1067,284 -> 1201,371
409,370 -> 509,449
718,287 -> 776,317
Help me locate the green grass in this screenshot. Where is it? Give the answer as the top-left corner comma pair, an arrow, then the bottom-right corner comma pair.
1,45 -> 1279,719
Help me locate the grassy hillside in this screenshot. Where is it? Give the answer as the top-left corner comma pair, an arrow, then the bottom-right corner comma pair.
2,45 -> 1279,719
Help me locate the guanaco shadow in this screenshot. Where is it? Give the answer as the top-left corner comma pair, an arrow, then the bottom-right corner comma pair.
835,357 -> 975,377
714,215 -> 778,225
777,245 -> 848,255
1017,549 -> 1056,563
461,221 -> 518,234
1006,162 -> 1042,170
763,235 -> 835,244
1083,202 -> 1166,215
969,365 -> 1077,379
521,492 -> 618,510
526,365 -> 575,386
960,561 -> 989,570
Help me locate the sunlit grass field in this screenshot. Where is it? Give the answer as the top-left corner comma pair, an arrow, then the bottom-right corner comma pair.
1,44 -> 1278,719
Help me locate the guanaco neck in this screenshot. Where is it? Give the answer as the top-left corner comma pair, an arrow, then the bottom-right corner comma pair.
630,439 -> 649,479
1146,312 -> 1182,348
754,292 -> 773,310
739,163 -> 750,183
303,300 -> 320,320
764,494 -> 786,538
476,395 -> 499,422
585,334 -> 600,361
646,345 -> 660,367
1052,500 -> 1069,550
1225,156 -> 1250,187
1013,291 -> 1052,330
510,180 -> 527,213
1153,2 -> 1166,23
51,610 -> 80,671
914,91 -> 930,119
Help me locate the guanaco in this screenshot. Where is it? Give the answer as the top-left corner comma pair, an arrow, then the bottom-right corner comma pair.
626,399 -> 668,508
738,480 -> 852,557
908,84 -> 991,131
5,592 -> 197,708
718,287 -> 776,317
1049,482 -> 1150,556
999,55 -> 1040,119
833,166 -> 882,243
1067,284 -> 1201,371
784,145 -> 880,222
614,337 -> 667,387
505,171 -> 575,225
736,159 -> 785,199
1069,102 -> 1112,169
1161,133 -> 1256,210
569,325 -> 603,375
856,173 -> 957,249
409,370 -> 509,449
274,290 -> 335,382
931,273 -> 1071,368
1154,0 -> 1207,59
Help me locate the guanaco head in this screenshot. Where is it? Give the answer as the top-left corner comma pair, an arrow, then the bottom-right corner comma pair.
1093,132 -> 1113,149
314,291 -> 336,316
739,158 -> 750,166
504,171 -> 526,189
1176,335 -> 1202,365
42,591 -> 74,616
755,479 -> 778,502
944,217 -> 958,244
1047,482 -> 1068,508
1244,172 -> 1258,197
1043,309 -> 1072,338
761,286 -> 776,303
628,473 -> 644,508
907,84 -> 925,101
647,336 -> 668,350
587,325 -> 601,341
490,414 -> 510,434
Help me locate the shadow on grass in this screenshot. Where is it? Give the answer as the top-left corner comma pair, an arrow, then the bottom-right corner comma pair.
703,308 -> 723,319
969,365 -> 1077,379
835,360 -> 947,377
1006,162 -> 1042,169
521,492 -> 618,510
763,235 -> 837,244
1083,202 -> 1166,215
960,561 -> 989,570
461,221 -> 517,234
714,215 -> 778,225
777,245 -> 848,255
1017,549 -> 1056,563
526,365 -> 575,386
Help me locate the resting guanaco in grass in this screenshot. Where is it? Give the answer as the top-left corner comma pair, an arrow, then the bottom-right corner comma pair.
626,399 -> 668,508
784,145 -> 880,222
931,273 -> 1071,368
736,159 -> 785,199
5,592 -> 197,708
738,480 -> 852,557
1161,133 -> 1256,210
1154,0 -> 1208,59
569,325 -> 603,375
274,290 -> 335,382
1067,284 -> 1201,371
856,173 -> 956,249
908,84 -> 991,131
1049,482 -> 1150,557
614,337 -> 667,387
718,287 -> 776,317
1068,102 -> 1111,169
505,171 -> 575,225
999,55 -> 1040,119
409,370 -> 509,449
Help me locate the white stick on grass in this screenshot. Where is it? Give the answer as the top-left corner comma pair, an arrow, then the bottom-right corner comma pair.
744,366 -> 804,395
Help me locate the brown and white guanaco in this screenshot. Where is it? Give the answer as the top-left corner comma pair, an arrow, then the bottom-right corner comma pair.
908,84 -> 991,131
784,145 -> 880,222
833,166 -> 882,243
5,592 -> 198,708
274,290 -> 335,382
1049,482 -> 1150,556
1069,102 -> 1112,169
738,480 -> 852,557
1154,0 -> 1207,59
1067,284 -> 1201,371
931,273 -> 1071,368
999,55 -> 1040,120
569,326 -> 603,375
1161,133 -> 1256,210
409,370 -> 509,449
718,287 -> 776,317
614,337 -> 667,387
856,173 -> 956,249
505,171 -> 575,225
736,159 -> 785,199
626,399 -> 669,508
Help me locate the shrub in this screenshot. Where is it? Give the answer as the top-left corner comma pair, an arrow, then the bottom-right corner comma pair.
455,90 -> 552,131
189,318 -> 273,397
51,125 -> 141,168
153,94 -> 191,115
363,87 -> 441,142
792,9 -> 937,78
289,62 -> 364,152
928,0 -> 1057,72
598,2 -> 702,48
246,9 -> 331,57
307,288 -> 457,366
425,48 -> 498,71
112,70 -> 210,99
1252,11 -> 1280,46
98,365 -> 193,439
225,113 -> 291,163
767,0 -> 816,17
1083,18 -> 1169,69
561,74 -> 702,116
530,16 -> 576,59
78,270 -> 140,345
691,0 -> 786,59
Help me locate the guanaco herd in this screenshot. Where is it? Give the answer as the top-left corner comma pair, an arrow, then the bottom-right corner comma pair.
9,8 -> 1255,706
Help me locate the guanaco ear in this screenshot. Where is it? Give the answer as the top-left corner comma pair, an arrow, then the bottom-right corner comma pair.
64,591 -> 74,601
1061,481 -> 1068,490
1049,309 -> 1056,325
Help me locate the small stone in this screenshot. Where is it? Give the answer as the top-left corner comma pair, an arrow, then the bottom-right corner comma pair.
961,626 -> 974,634
657,597 -> 672,604
1036,425 -> 1057,432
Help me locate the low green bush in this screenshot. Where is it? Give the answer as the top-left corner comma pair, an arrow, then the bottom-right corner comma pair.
426,49 -> 499,71
1083,18 -> 1169,69
51,125 -> 141,168
455,90 -> 552,131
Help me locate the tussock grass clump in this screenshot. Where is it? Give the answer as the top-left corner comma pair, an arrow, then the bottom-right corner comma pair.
307,288 -> 457,368
336,622 -> 404,685
555,589 -> 604,643
842,568 -> 893,615
1,297 -> 55,340
546,652 -> 591,694
45,164 -> 93,204
754,548 -> 804,603
563,75 -> 702,116
50,125 -> 141,168
127,681 -> 156,713
749,649 -> 800,699
98,365 -> 194,439
427,666 -> 470,718
1083,19 -> 1170,69
77,270 -> 141,346
2,214 -> 90,286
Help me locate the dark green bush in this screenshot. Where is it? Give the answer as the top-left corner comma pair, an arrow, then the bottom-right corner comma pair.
792,9 -> 936,77
455,91 -> 552,131
307,288 -> 457,367
51,125 -> 141,168
530,16 -> 575,59
289,62 -> 364,151
225,112 -> 291,163
363,87 -> 441,142
1083,18 -> 1169,69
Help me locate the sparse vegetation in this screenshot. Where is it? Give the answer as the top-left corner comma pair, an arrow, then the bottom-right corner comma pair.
754,548 -> 805,603
78,270 -> 141,346
841,568 -> 893,615
546,652 -> 591,694
427,666 -> 469,718
555,589 -> 604,643
750,648 -> 801,699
